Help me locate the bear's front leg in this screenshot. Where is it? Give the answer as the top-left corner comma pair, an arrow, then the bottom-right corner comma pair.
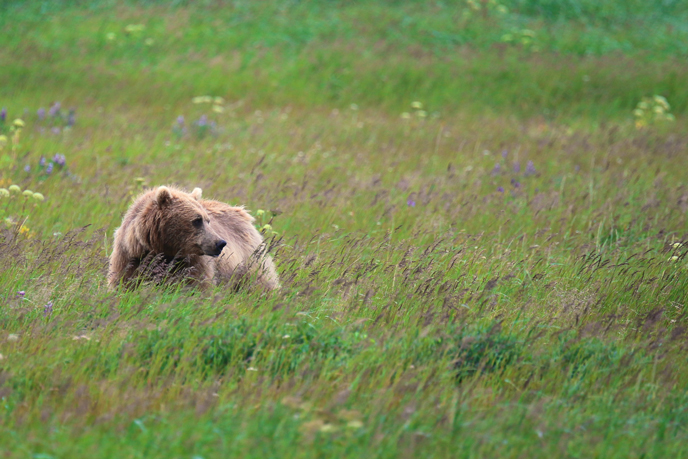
187,255 -> 216,291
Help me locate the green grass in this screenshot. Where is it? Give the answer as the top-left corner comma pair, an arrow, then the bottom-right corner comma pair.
1,1 -> 688,457
2,0 -> 688,119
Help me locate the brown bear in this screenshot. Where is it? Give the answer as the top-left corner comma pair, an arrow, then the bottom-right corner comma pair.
108,185 -> 279,290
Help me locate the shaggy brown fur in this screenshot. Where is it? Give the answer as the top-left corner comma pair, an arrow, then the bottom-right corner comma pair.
108,186 -> 279,290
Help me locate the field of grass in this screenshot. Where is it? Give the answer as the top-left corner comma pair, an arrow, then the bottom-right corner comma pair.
1,1 -> 688,457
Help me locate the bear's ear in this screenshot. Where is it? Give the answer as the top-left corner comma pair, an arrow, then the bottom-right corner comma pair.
191,187 -> 203,200
155,186 -> 173,207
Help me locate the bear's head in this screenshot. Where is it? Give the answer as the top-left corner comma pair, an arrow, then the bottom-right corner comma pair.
146,186 -> 226,258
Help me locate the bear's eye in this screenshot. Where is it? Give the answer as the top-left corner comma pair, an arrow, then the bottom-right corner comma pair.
192,216 -> 204,228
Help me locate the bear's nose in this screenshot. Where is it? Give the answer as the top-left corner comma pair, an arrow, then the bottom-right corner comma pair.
216,240 -> 227,252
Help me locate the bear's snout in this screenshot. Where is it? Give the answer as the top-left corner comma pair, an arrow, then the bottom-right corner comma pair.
207,239 -> 226,257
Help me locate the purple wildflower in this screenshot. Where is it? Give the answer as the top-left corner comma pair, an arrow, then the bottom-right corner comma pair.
51,127 -> 61,135
513,161 -> 520,173
491,163 -> 501,176
67,109 -> 76,127
39,156 -> 46,166
497,186 -> 505,193
407,196 -> 416,207
24,165 -> 30,172
49,102 -> 61,117
17,291 -> 25,298
525,161 -> 536,176
501,150 -> 508,159
37,108 -> 46,120
0,108 -> 6,122
53,153 -> 66,166
173,116 -> 186,136
43,301 -> 53,317
511,178 -> 520,188
46,162 -> 53,175
197,115 -> 208,127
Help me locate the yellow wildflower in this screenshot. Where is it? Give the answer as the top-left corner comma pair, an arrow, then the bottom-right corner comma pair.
192,96 -> 213,104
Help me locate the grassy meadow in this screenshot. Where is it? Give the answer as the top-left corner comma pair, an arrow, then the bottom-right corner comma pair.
2,0 -> 688,457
